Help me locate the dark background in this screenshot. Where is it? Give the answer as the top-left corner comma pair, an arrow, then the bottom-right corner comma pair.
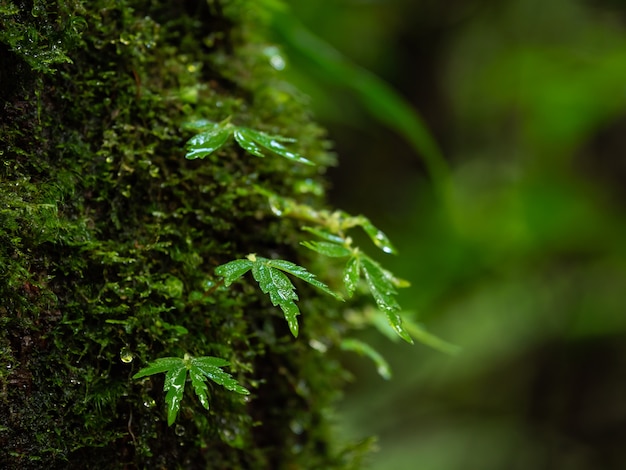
283,0 -> 626,468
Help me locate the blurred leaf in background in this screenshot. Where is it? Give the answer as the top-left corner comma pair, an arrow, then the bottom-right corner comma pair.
281,0 -> 626,468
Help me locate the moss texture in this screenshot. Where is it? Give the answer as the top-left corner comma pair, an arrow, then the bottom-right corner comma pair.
0,1 -> 365,467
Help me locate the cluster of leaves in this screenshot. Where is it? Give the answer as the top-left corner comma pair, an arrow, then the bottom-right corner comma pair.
215,254 -> 342,337
134,120 -> 420,425
133,354 -> 250,425
301,226 -> 412,344
183,117 -> 313,165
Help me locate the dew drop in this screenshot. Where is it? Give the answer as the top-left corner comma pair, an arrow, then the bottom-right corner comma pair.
120,347 -> 133,363
175,424 -> 185,436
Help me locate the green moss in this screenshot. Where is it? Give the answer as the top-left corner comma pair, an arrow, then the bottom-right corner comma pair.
0,0 -> 368,468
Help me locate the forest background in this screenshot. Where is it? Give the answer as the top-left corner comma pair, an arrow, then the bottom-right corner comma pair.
286,0 -> 626,469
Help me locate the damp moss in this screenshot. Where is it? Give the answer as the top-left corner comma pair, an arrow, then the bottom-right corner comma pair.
0,1 -> 367,468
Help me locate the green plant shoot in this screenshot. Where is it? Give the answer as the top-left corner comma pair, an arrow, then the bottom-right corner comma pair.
215,254 -> 342,337
183,118 -> 313,165
133,354 -> 250,426
301,228 -> 413,344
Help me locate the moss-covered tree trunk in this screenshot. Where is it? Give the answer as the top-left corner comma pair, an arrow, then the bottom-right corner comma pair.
0,1 -> 365,467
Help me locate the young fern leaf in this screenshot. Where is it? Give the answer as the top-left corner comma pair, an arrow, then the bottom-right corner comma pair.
343,255 -> 360,297
301,240 -> 352,258
215,254 -> 342,337
185,122 -> 232,159
300,230 -> 413,344
356,254 -> 413,344
339,213 -> 398,254
183,119 -> 313,165
234,128 -> 313,165
132,354 -> 249,426
258,189 -> 397,255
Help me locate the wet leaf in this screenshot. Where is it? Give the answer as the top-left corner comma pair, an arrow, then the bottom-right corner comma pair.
356,216 -> 397,254
191,357 -> 250,395
343,256 -> 360,297
184,119 -> 315,165
132,357 -> 181,378
384,309 -> 413,345
301,240 -> 352,258
216,255 -> 342,336
215,259 -> 254,286
233,129 -> 267,158
132,355 -> 249,426
341,214 -> 397,254
185,124 -> 232,160
360,255 -> 413,344
266,258 -> 343,300
182,119 -> 217,131
164,364 -> 187,426
252,261 -> 301,336
236,127 -> 314,165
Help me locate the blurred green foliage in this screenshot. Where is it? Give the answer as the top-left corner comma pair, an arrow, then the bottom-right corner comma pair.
285,0 -> 626,468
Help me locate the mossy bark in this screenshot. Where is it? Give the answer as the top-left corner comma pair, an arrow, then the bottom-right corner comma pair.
0,1 -> 364,468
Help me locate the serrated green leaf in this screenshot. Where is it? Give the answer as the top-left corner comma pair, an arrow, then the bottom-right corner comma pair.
185,126 -> 232,159
182,119 -> 216,131
347,215 -> 397,254
233,129 -> 267,158
343,256 -> 360,297
218,255 -> 341,336
252,262 -> 299,304
191,356 -> 231,369
240,127 -> 314,165
301,240 -> 352,258
359,255 -> 399,313
384,309 -> 414,344
280,300 -> 301,337
189,368 -> 210,410
215,259 -> 254,286
359,255 -> 412,343
132,357 -> 182,379
267,258 -> 342,300
251,261 -> 301,336
340,338 -> 392,380
192,362 -> 250,395
132,354 -> 249,426
163,363 -> 187,426
359,217 -> 397,255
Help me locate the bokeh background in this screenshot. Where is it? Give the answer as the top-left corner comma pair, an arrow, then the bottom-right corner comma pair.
279,0 -> 626,468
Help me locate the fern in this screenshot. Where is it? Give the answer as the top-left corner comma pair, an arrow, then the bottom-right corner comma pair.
215,254 -> 342,337
300,227 -> 413,344
132,354 -> 249,426
183,118 -> 313,165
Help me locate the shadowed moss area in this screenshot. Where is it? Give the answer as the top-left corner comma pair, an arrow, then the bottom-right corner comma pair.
0,1 -> 363,468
